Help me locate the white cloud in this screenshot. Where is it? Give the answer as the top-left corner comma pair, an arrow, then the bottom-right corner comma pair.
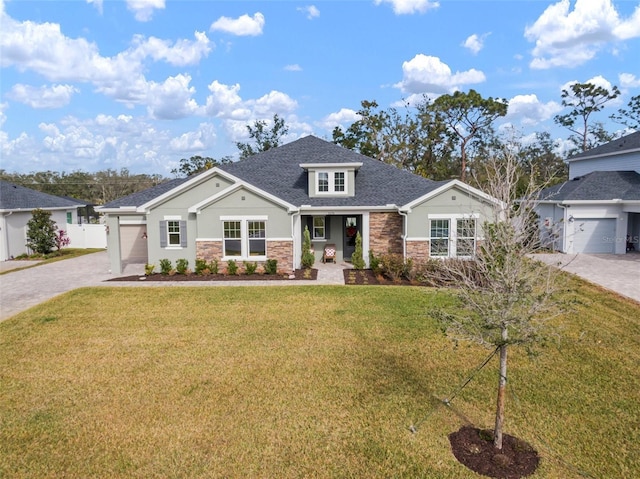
86,0 -> 103,14
319,108 -> 360,131
126,0 -> 165,22
619,73 -> 640,88
130,31 -> 212,66
250,91 -> 298,116
395,54 -> 485,94
525,0 -> 640,69
284,64 -> 302,72
169,123 -> 217,152
210,13 -> 265,36
462,33 -> 490,55
505,94 -> 563,126
145,74 -> 200,120
298,5 -> 320,20
204,81 -> 250,119
7,84 -> 78,109
374,0 -> 439,15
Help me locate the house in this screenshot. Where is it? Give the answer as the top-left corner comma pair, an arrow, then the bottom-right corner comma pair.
98,135 -> 501,274
0,179 -> 86,260
536,130 -> 640,254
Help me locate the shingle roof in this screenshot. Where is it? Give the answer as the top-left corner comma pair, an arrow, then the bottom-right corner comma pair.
218,135 -> 446,207
569,130 -> 640,162
101,136 -> 448,209
539,171 -> 640,202
0,180 -> 86,211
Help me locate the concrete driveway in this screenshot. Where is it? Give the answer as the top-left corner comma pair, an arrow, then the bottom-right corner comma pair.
534,252 -> 640,304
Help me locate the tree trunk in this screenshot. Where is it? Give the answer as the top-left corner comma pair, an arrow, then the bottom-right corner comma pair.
494,328 -> 508,450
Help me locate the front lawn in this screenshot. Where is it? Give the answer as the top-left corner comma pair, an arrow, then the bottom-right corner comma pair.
1,280 -> 638,478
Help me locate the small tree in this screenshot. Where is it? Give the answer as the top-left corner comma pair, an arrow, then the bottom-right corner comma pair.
437,145 -> 561,451
26,209 -> 58,255
54,230 -> 71,251
351,232 -> 365,269
301,226 -> 315,269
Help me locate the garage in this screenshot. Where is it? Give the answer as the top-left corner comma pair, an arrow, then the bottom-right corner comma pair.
573,218 -> 616,254
119,224 -> 148,264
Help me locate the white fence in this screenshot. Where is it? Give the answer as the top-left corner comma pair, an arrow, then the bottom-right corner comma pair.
64,224 -> 107,249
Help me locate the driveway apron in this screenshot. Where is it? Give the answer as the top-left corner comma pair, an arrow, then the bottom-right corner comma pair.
0,251 -> 114,321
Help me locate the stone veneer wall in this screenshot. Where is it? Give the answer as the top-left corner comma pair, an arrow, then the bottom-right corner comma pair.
406,240 -> 430,263
196,240 -> 293,273
369,212 -> 404,256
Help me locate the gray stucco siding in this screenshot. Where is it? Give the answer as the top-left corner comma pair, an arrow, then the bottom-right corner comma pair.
405,188 -> 494,238
151,175 -> 233,210
196,188 -> 291,238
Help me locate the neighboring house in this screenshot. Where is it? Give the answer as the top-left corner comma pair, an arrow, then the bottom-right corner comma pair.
0,180 -> 86,260
98,136 -> 501,274
536,131 -> 640,254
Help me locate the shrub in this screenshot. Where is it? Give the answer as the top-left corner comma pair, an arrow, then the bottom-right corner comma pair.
379,253 -> 412,282
369,250 -> 381,275
195,258 -> 208,275
159,258 -> 172,275
244,261 -> 258,275
176,259 -> 189,275
301,226 -> 315,269
351,232 -> 365,270
144,264 -> 155,276
54,230 -> 71,251
226,259 -> 238,275
26,209 -> 57,255
209,259 -> 219,275
264,259 -> 278,275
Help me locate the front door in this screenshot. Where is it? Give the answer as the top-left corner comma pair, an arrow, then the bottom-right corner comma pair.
343,215 -> 361,261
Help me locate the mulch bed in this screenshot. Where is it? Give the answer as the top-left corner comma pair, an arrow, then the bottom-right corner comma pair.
107,269 -> 318,282
343,269 -> 415,286
448,426 -> 540,478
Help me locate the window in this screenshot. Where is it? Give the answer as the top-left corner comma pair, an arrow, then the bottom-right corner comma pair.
313,216 -> 325,239
248,221 -> 266,256
167,220 -> 181,245
223,221 -> 242,256
316,170 -> 347,194
456,218 -> 476,256
334,172 -> 345,192
430,219 -> 450,257
318,172 -> 329,192
223,219 -> 267,258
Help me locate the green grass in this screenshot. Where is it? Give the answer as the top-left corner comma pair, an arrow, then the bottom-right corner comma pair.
0,248 -> 105,275
1,279 -> 638,478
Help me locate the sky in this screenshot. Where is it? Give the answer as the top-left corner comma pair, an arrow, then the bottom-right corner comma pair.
1,0 -> 639,176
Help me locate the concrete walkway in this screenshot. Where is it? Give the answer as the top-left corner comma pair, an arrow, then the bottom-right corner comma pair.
0,251 -> 350,322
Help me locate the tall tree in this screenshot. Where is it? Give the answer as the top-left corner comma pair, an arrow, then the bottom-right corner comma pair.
518,132 -> 568,190
430,89 -> 508,182
236,113 -> 289,159
332,100 -> 388,160
610,94 -> 640,131
436,146 -> 561,451
554,82 -> 620,153
171,155 -> 232,177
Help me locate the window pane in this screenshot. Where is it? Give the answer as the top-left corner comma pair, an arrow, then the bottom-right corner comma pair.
225,239 -> 242,256
457,219 -> 475,238
249,239 -> 266,256
430,219 -> 449,256
224,221 -> 241,239
431,239 -> 449,256
334,172 -> 345,192
457,239 -> 474,256
313,216 -> 325,239
318,172 -> 328,192
168,220 -> 181,245
248,221 -> 265,238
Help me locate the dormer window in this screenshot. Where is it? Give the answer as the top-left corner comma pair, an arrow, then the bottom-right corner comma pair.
300,162 -> 362,198
316,170 -> 347,195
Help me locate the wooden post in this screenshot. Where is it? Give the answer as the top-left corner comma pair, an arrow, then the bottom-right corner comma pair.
494,328 -> 508,450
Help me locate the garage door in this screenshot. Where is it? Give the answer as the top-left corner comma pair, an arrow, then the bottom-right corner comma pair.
120,224 -> 148,264
573,219 -> 616,253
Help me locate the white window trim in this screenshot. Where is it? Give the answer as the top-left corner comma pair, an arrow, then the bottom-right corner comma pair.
428,215 -> 479,258
221,218 -> 267,261
315,170 -> 349,196
312,216 -> 326,240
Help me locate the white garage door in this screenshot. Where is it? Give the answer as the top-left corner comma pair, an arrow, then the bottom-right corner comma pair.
573,219 -> 616,254
120,224 -> 148,264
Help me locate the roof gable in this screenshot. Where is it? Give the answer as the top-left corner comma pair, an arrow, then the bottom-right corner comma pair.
0,180 -> 86,211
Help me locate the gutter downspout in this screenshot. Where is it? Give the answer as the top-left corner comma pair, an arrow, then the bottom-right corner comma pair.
290,208 -> 300,272
398,208 -> 408,261
1,212 -> 11,261
557,204 -> 569,253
